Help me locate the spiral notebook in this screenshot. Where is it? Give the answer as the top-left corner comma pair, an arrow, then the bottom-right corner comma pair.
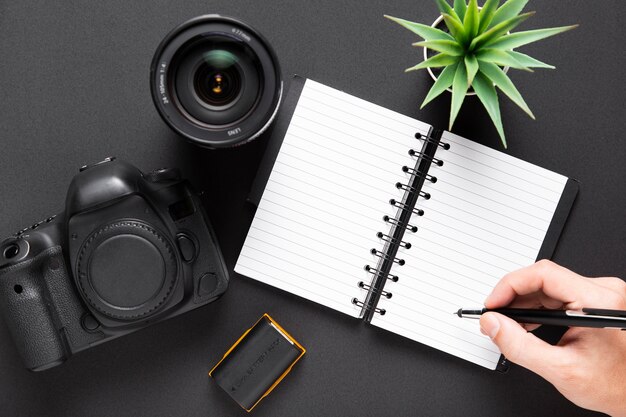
235,76 -> 578,370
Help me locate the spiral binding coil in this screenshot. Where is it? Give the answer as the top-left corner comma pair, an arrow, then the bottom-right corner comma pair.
402,166 -> 437,183
358,281 -> 392,298
383,215 -> 417,233
353,130 -> 450,319
351,297 -> 386,315
396,182 -> 430,200
364,265 -> 398,282
415,132 -> 450,150
377,231 -> 411,248
371,248 -> 405,265
408,149 -> 443,167
390,199 -> 424,216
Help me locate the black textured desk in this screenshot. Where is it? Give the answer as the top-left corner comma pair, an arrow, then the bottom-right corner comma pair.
0,1 -> 624,416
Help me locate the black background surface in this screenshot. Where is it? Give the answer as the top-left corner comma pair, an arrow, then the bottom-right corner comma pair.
0,1 -> 624,416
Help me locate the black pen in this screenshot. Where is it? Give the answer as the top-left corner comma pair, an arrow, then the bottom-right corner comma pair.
456,308 -> 626,329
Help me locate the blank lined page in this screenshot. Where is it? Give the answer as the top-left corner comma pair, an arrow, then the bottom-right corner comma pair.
235,79 -> 432,317
371,130 -> 569,369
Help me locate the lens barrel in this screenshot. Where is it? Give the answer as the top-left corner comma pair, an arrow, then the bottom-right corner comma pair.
150,15 -> 282,148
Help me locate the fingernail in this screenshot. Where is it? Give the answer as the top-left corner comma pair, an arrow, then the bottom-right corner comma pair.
483,293 -> 493,306
480,314 -> 500,339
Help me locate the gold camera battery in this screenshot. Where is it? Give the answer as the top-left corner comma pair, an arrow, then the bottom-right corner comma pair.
209,314 -> 305,412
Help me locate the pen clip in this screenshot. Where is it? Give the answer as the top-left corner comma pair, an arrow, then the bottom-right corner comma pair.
581,308 -> 626,318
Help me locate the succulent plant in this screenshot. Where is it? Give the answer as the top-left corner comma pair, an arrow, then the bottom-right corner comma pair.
386,0 -> 577,147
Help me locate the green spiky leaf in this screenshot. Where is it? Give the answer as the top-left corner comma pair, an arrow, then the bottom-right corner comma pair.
421,63 -> 459,108
464,54 -> 479,86
478,61 -> 534,118
449,63 -> 470,129
464,0 -> 480,39
413,40 -> 464,56
434,0 -> 456,17
485,25 -> 579,49
472,71 -> 506,147
385,15 -> 455,41
405,53 -> 460,72
469,11 -> 535,51
476,48 -> 531,70
442,13 -> 467,45
507,51 -> 555,69
478,0 -> 500,34
488,0 -> 528,29
454,0 -> 467,21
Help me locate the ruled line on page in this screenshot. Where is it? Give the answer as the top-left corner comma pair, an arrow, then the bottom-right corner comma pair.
397,264 -> 490,302
260,188 -> 383,238
287,126 -> 406,172
257,200 -> 371,251
399,255 -> 495,294
240,244 -> 356,293
272,161 -> 392,210
247,227 -> 364,270
441,131 -> 566,190
298,98 -> 428,144
377,314 -> 501,360
443,147 -> 563,193
249,221 -> 363,262
387,298 -> 498,346
400,237 -> 512,283
413,210 -> 541,254
276,149 -> 395,197
435,154 -> 563,201
413,200 -> 545,245
427,187 -> 551,232
282,136 -> 405,185
236,256 -> 357,316
298,98 -> 421,143
434,169 -> 558,211
416,223 -> 530,265
266,177 -> 379,224
291,116 -> 418,159
305,79 -> 433,132
250,209 -> 374,260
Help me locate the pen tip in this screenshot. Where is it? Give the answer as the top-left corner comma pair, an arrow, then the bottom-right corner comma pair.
455,308 -> 463,318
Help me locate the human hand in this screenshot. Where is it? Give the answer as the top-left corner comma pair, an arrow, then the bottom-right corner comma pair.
480,260 -> 626,416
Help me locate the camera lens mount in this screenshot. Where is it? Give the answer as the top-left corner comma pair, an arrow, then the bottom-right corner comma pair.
151,15 -> 282,148
76,221 -> 178,321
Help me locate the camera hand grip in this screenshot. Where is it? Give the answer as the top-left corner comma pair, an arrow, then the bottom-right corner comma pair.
0,246 -> 68,371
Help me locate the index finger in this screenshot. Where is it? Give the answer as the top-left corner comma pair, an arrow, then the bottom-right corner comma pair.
484,260 -> 615,309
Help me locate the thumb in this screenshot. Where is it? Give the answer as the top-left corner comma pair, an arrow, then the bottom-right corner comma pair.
480,312 -> 564,381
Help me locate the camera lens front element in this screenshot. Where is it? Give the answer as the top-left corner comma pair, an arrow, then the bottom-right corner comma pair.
151,15 -> 282,148
173,36 -> 262,126
193,50 -> 242,108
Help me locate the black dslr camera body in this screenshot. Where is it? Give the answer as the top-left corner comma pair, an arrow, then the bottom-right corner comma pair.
0,158 -> 229,371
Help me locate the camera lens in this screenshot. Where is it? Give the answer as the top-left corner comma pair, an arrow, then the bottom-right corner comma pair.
151,15 -> 282,148
3,244 -> 20,259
